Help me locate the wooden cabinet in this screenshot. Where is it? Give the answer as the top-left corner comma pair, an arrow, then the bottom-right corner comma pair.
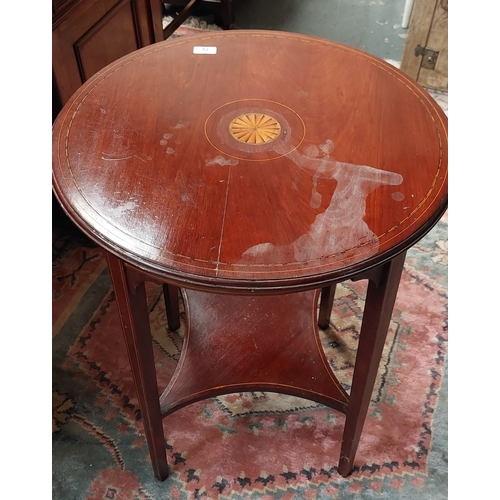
53,0 -> 163,114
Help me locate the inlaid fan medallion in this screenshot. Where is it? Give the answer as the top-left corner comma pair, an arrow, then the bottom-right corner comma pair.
229,113 -> 281,144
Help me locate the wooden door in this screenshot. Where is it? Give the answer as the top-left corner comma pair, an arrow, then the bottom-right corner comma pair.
53,0 -> 163,110
400,0 -> 448,91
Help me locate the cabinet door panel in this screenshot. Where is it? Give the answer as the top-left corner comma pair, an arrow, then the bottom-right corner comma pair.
75,1 -> 141,81
53,0 -> 162,107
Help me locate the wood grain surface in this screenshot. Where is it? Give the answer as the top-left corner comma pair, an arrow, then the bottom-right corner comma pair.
159,288 -> 349,417
52,30 -> 448,292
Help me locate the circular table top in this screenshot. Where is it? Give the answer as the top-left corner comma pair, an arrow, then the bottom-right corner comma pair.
52,30 -> 448,292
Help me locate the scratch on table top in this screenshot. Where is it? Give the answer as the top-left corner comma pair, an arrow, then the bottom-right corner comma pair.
215,168 -> 232,275
159,133 -> 174,146
206,155 -> 239,167
101,153 -> 145,163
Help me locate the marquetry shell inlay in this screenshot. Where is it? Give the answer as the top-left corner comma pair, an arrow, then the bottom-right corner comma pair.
229,113 -> 281,144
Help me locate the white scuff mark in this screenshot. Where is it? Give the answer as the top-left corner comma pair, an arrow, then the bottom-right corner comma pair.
304,145 -> 320,157
305,140 -> 335,208
181,193 -> 200,210
393,24 -> 401,29
319,139 -> 334,156
243,242 -> 274,258
100,108 -> 106,114
206,156 -> 239,167
295,160 -> 402,262
384,37 -> 390,43
108,200 -> 139,218
173,122 -> 190,129
310,158 -> 329,209
166,147 -> 175,154
392,192 -> 405,202
159,133 -> 173,146
241,141 -> 403,265
398,33 -> 408,39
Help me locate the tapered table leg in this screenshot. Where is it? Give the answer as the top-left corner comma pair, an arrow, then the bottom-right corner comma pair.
318,284 -> 337,329
163,284 -> 181,332
106,253 -> 169,481
338,252 -> 406,477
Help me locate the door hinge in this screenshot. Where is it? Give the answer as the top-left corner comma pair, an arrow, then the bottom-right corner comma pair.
414,44 -> 439,70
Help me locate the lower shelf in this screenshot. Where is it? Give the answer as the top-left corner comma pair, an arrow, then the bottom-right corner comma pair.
159,288 -> 350,416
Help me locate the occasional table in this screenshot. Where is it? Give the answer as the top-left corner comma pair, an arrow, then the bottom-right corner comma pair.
52,30 -> 448,480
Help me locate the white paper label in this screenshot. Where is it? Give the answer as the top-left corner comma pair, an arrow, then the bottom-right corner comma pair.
193,46 -> 217,55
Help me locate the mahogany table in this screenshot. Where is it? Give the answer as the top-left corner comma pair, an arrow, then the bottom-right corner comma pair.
52,30 -> 448,480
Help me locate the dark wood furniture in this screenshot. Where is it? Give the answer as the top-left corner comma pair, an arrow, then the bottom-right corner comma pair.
52,0 -> 164,114
52,31 -> 448,480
